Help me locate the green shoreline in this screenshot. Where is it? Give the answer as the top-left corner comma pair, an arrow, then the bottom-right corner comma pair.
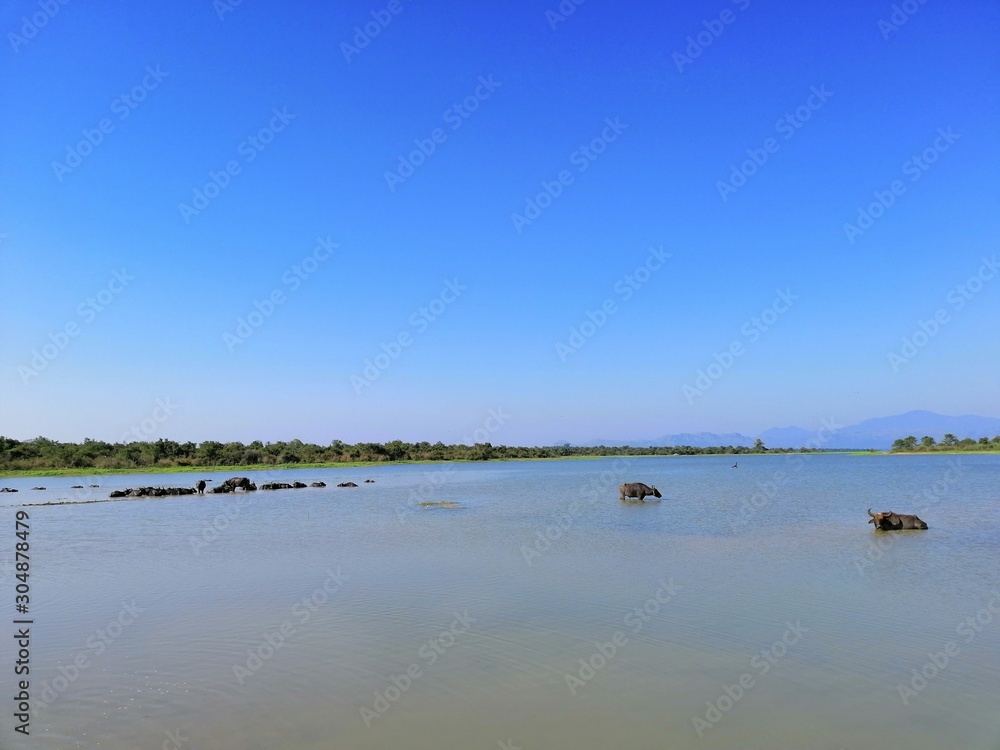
0,455 -> 608,479
3,450 -> 997,478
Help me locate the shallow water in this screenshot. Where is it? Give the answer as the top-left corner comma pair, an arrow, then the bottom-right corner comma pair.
2,454 -> 999,749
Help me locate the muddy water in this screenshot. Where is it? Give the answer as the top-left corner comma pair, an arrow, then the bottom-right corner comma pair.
2,454 -> 999,749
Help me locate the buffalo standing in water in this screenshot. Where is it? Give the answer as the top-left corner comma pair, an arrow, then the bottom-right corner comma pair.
223,477 -> 257,491
196,480 -> 206,494
867,508 -> 928,530
619,482 -> 662,502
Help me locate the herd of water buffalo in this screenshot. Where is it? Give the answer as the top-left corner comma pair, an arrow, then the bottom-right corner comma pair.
618,482 -> 929,530
105,476 -> 375,498
2,476 -> 929,530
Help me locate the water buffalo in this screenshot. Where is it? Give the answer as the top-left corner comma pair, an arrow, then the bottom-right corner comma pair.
310,482 -> 326,487
261,482 -> 293,490
337,481 -> 358,488
223,477 -> 256,491
619,482 -> 662,502
109,486 -> 194,498
196,480 -> 206,494
868,508 -> 928,530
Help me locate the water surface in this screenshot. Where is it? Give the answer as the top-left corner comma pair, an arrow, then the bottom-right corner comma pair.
2,454 -> 999,749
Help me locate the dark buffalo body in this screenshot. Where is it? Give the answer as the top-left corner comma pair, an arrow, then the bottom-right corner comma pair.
223,476 -> 257,491
867,508 -> 928,530
619,482 -> 662,502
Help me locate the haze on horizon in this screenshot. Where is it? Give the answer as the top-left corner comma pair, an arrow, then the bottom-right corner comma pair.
1,1 -> 998,447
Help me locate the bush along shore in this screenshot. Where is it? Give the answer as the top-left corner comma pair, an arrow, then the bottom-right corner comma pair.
0,436 -> 788,475
4,434 -> 994,476
890,434 -> 1000,452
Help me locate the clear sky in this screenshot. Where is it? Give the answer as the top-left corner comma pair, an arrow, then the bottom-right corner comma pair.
1,0 -> 998,446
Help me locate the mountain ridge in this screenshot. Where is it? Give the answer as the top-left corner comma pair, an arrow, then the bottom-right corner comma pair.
574,410 -> 1000,450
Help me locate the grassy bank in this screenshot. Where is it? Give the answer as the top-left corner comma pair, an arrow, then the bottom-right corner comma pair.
0,455 -> 613,479
0,460 -> 435,478
6,449 -> 996,478
879,449 -> 1000,456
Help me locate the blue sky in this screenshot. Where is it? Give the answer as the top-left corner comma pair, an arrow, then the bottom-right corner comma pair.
1,0 -> 998,445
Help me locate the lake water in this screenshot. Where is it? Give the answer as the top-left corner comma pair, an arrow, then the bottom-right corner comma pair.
2,454 -> 999,750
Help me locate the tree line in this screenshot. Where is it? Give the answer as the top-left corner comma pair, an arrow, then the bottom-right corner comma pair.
890,434 -> 1000,452
0,436 -> 783,472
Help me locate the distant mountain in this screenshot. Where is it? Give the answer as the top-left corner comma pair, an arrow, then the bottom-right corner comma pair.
757,425 -> 817,447
574,411 -> 1000,451
577,432 -> 755,448
645,432 -> 755,448
806,410 -> 1000,450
